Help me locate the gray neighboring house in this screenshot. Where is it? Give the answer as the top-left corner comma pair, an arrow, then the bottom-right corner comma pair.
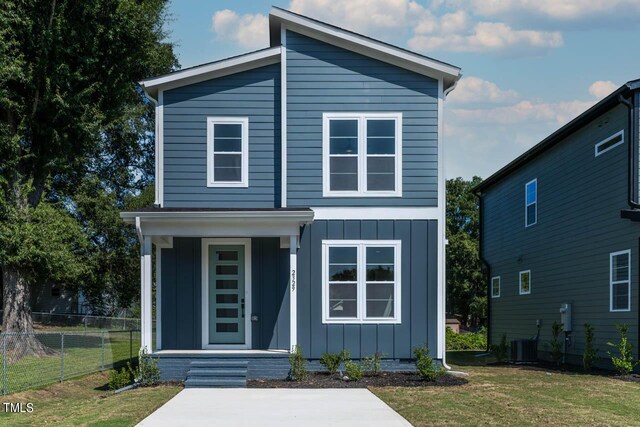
120,7 -> 461,386
475,79 -> 640,367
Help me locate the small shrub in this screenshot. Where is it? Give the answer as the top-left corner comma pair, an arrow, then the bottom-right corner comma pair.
583,323 -> 599,371
446,327 -> 488,351
550,321 -> 564,367
319,349 -> 350,374
344,360 -> 363,381
288,345 -> 308,380
137,347 -> 161,386
362,352 -> 383,376
490,334 -> 509,363
413,345 -> 443,382
607,324 -> 640,375
109,362 -> 134,391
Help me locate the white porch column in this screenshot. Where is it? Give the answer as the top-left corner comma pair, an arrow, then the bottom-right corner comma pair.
140,236 -> 153,352
289,235 -> 298,352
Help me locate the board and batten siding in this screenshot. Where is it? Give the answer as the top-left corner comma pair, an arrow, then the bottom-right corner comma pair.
162,64 -> 281,208
482,104 -> 639,362
296,219 -> 438,359
160,237 -> 290,350
285,31 -> 439,207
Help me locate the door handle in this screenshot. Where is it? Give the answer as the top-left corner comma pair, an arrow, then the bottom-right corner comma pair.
241,298 -> 245,318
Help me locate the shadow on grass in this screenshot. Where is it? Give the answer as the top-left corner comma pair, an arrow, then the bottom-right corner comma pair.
447,350 -> 495,367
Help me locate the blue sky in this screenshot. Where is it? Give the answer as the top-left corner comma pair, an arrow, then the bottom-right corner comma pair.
166,0 -> 640,179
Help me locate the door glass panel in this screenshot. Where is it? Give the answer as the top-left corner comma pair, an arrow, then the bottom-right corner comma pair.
216,294 -> 238,304
216,265 -> 238,275
216,323 -> 239,333
217,251 -> 238,261
216,279 -> 238,290
216,308 -> 238,318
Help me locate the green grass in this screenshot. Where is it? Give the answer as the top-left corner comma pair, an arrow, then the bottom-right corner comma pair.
1,331 -> 140,394
373,351 -> 640,426
0,371 -> 180,426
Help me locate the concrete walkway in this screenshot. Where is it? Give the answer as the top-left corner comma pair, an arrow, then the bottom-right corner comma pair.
137,388 -> 412,427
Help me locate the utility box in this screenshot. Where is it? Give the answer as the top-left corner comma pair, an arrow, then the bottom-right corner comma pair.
511,339 -> 538,362
560,303 -> 572,332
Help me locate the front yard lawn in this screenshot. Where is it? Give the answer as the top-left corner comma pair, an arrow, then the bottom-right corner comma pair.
0,371 -> 181,427
373,351 -> 640,426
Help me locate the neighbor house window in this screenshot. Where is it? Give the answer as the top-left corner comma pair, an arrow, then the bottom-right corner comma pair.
610,250 -> 631,312
322,240 -> 401,323
206,117 -> 248,187
519,270 -> 531,295
491,277 -> 500,298
595,130 -> 624,157
525,179 -> 537,227
323,113 -> 402,197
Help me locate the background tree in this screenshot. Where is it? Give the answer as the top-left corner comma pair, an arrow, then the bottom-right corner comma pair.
0,0 -> 177,340
446,177 -> 485,327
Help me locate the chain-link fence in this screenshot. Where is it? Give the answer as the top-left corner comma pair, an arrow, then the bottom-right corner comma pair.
1,330 -> 140,395
0,311 -> 141,331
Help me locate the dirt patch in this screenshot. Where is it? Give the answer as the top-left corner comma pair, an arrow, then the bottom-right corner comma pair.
248,372 -> 468,388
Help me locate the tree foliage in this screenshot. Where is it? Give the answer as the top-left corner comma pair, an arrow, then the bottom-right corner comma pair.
0,0 -> 177,330
446,177 -> 485,327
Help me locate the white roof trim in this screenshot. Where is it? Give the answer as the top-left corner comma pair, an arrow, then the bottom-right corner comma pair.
269,8 -> 461,88
121,210 -> 314,224
140,47 -> 282,98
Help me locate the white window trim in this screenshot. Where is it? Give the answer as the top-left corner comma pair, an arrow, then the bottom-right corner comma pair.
525,179 -> 537,228
206,117 -> 249,188
491,276 -> 501,298
519,270 -> 531,295
321,240 -> 401,324
610,249 -> 631,312
595,130 -> 625,157
322,112 -> 402,198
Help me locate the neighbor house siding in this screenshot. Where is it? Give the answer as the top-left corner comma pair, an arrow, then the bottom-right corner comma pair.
162,64 -> 281,208
160,237 -> 289,350
296,219 -> 438,359
482,104 -> 638,362
285,31 -> 439,207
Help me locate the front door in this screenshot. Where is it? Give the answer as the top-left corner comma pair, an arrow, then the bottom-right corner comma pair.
208,245 -> 245,345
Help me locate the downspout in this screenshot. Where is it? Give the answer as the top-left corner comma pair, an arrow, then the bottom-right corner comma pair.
619,93 -> 640,209
135,217 -> 143,246
440,77 -> 460,371
473,190 -> 491,353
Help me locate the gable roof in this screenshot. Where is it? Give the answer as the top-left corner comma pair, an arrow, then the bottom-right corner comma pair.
268,7 -> 461,91
139,8 -> 461,100
474,79 -> 640,194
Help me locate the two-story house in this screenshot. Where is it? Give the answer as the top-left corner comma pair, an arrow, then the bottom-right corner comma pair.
475,79 -> 640,368
121,7 -> 461,386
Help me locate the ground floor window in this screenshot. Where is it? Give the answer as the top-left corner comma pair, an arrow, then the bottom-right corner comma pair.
491,276 -> 500,298
519,270 -> 531,295
610,250 -> 631,312
322,240 -> 401,324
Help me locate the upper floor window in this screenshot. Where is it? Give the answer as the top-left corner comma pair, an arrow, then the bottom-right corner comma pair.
595,130 -> 624,157
525,179 -> 537,227
519,270 -> 531,295
206,117 -> 249,187
491,276 -> 500,298
322,240 -> 401,324
610,250 -> 631,312
322,113 -> 402,197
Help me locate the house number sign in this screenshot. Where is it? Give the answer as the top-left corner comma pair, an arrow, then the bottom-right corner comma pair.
291,269 -> 296,291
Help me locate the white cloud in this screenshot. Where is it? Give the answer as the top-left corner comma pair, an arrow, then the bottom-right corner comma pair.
409,21 -> 562,54
588,80 -> 618,99
447,77 -> 519,104
211,10 -> 269,50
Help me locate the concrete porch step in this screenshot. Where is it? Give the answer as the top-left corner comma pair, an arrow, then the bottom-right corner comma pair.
187,368 -> 247,377
189,360 -> 249,369
184,377 -> 247,388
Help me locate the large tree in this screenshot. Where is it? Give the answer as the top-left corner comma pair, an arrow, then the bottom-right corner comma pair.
446,177 -> 485,327
0,0 -> 177,339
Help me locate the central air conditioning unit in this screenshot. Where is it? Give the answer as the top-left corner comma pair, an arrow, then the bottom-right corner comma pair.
510,339 -> 537,362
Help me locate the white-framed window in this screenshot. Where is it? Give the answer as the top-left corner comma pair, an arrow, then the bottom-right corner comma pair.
322,113 -> 402,197
525,179 -> 537,227
321,240 -> 401,324
491,276 -> 501,298
595,130 -> 624,157
610,250 -> 631,312
206,117 -> 249,187
519,270 -> 531,295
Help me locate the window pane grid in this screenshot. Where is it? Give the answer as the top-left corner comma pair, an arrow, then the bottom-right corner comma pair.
611,251 -> 631,311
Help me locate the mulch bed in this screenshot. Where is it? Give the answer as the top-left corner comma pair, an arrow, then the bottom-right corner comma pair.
248,372 -> 468,388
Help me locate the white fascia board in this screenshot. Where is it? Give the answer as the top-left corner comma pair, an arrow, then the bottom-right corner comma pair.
121,210 -> 314,223
311,207 -> 440,220
269,8 -> 461,86
140,47 -> 282,97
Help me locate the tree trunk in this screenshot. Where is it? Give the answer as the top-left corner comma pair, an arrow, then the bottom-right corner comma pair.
2,268 -> 53,361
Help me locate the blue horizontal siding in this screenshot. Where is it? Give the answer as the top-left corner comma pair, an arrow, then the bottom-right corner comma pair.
162,64 -> 281,208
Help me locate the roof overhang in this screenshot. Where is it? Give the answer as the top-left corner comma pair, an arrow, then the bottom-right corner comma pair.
268,7 -> 461,91
121,209 -> 314,238
139,47 -> 282,100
